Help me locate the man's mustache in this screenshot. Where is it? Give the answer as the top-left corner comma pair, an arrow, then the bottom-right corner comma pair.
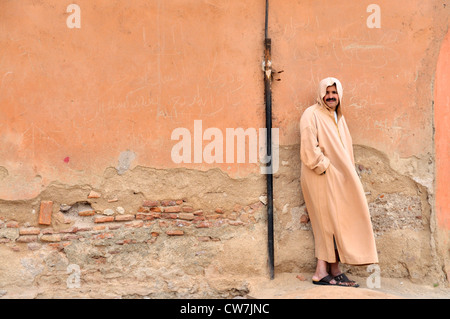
326,98 -> 337,102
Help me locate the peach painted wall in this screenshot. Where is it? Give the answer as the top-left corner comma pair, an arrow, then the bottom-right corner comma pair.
0,0 -> 448,240
435,29 -> 450,231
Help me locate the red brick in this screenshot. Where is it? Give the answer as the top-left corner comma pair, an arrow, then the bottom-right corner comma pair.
161,200 -> 177,206
215,208 -> 224,214
61,234 -> 80,241
162,213 -> 178,219
114,214 -> 135,222
38,201 -> 53,225
88,190 -> 101,198
19,227 -> 41,235
182,206 -> 194,212
94,216 -> 114,223
6,221 -> 19,228
164,206 -> 181,213
300,214 -> 310,224
136,212 -> 154,220
142,200 -> 159,207
59,227 -> 79,233
124,220 -> 143,228
150,206 -> 162,212
41,228 -> 55,234
92,232 -> 114,240
166,230 -> 184,236
17,235 -> 38,243
178,213 -> 194,220
79,210 -> 96,216
195,221 -> 211,228
40,234 -> 61,242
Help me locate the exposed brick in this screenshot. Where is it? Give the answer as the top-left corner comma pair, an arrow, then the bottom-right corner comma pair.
6,221 -> 19,228
59,227 -> 79,233
163,213 -> 178,219
114,214 -> 135,222
206,214 -> 223,220
116,239 -> 137,245
164,206 -> 181,213
136,212 -> 160,220
88,190 -> 101,198
228,221 -> 244,226
195,221 -> 211,228
142,200 -> 159,207
178,213 -> 194,220
161,200 -> 177,206
193,216 -> 205,222
182,206 -> 194,212
174,220 -> 190,227
79,210 -> 96,216
19,227 -> 41,235
124,220 -> 143,228
17,235 -> 38,243
92,232 -> 114,240
38,201 -> 53,225
137,206 -> 150,213
40,234 -> 61,242
300,214 -> 310,224
93,225 -> 106,231
151,232 -> 159,237
61,234 -> 80,241
94,216 -> 114,223
41,228 -> 55,234
175,199 -> 184,205
150,206 -> 162,212
215,208 -> 224,214
166,230 -> 184,236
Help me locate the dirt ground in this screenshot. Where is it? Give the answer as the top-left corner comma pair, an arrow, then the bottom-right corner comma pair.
246,272 -> 450,299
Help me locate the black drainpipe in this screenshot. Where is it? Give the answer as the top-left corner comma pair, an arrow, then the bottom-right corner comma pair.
263,0 -> 274,280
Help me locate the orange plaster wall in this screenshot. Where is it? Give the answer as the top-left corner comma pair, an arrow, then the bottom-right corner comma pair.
435,29 -> 450,230
0,0 -> 447,202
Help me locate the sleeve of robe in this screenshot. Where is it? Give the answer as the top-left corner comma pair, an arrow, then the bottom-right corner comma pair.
300,118 -> 330,175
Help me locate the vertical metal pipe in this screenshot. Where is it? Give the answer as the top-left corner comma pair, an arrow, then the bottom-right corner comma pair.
264,0 -> 275,280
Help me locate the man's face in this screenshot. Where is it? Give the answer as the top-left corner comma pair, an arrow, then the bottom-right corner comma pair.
323,84 -> 339,110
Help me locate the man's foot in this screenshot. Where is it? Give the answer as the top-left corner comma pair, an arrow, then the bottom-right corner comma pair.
312,274 -> 338,286
333,273 -> 360,287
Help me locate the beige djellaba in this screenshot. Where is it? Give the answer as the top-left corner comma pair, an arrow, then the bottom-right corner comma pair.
299,77 -> 378,265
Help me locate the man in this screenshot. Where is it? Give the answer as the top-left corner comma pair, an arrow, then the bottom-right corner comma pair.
299,77 -> 378,287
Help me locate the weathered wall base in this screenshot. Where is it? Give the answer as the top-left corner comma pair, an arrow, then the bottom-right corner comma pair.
0,143 -> 446,298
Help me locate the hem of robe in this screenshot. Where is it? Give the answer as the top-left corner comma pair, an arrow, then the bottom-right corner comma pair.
316,252 -> 379,266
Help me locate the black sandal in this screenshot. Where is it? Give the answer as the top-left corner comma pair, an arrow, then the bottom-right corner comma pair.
334,273 -> 359,287
312,275 -> 338,286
